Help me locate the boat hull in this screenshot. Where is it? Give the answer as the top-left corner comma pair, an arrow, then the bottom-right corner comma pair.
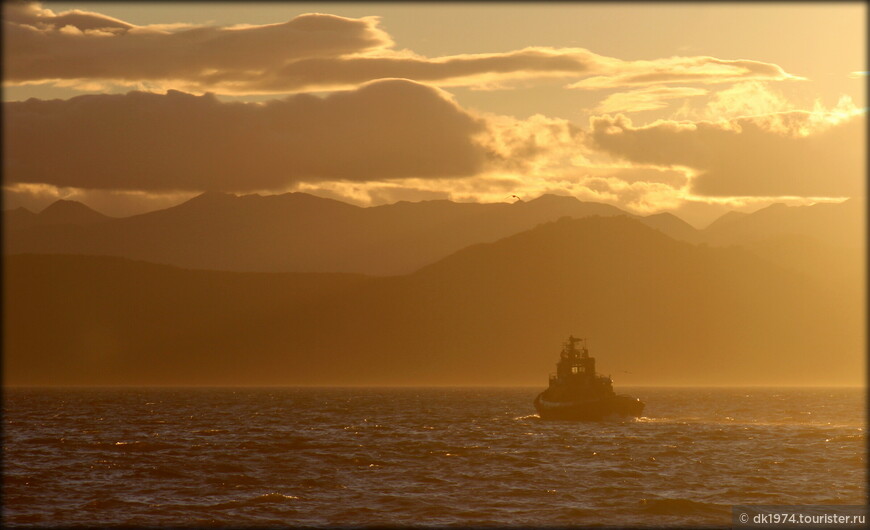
534,393 -> 644,421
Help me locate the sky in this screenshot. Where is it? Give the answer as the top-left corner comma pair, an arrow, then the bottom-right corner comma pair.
3,1 -> 866,227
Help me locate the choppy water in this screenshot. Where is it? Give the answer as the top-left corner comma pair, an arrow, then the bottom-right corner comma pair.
3,387 -> 865,527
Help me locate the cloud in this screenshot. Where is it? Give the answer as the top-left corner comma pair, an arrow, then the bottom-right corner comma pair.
481,112 -> 583,173
3,79 -> 490,192
568,56 -> 803,90
3,3 -> 852,217
296,181 -> 454,207
216,47 -> 600,94
674,81 -> 794,121
575,176 -> 688,212
4,1 -> 134,32
593,86 -> 708,114
2,182 -> 196,217
5,3 -> 802,95
296,173 -> 553,209
4,3 -> 392,87
577,165 -> 690,188
588,108 -> 865,197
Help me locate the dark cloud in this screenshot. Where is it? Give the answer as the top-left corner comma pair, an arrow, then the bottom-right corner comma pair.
230,48 -> 596,93
4,1 -> 134,32
4,3 -> 391,84
4,3 -> 800,95
588,112 -> 865,197
3,79 -> 489,192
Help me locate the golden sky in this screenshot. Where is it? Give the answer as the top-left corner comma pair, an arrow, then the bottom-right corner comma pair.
3,1 -> 866,226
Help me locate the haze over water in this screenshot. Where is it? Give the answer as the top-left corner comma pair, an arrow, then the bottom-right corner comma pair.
4,387 -> 865,527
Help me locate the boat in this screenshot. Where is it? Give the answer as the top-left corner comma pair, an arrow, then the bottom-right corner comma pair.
534,335 -> 644,420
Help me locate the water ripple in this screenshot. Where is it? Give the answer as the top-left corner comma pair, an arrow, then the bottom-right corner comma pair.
3,387 -> 865,527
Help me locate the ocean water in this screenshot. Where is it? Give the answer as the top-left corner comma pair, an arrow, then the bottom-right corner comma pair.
3,387 -> 865,527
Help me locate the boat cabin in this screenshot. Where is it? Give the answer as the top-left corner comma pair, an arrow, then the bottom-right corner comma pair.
556,335 -> 595,380
548,336 -> 614,394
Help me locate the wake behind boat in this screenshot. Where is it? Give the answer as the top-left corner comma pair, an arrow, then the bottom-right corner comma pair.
534,336 -> 644,420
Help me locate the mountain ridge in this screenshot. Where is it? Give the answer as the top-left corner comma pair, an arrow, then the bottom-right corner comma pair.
3,192 -> 642,275
5,215 -> 861,387
4,192 -> 861,277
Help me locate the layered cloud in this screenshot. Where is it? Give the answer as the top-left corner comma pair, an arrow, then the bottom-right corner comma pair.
593,86 -> 708,114
223,48 -> 600,93
3,2 -> 860,225
589,108 -> 865,197
3,79 -> 490,192
4,2 -> 392,91
5,2 -> 802,95
568,57 -> 801,90
5,79 -> 863,217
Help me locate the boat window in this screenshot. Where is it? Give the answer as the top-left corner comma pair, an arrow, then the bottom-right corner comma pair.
571,366 -> 578,374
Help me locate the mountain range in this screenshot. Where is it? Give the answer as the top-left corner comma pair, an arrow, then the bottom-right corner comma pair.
4,199 -> 112,229
4,214 -> 862,387
4,192 -> 862,278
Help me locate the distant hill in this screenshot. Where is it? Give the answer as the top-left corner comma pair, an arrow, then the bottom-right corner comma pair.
4,193 -> 861,287
3,207 -> 39,231
37,199 -> 112,226
4,200 -> 111,230
3,200 -> 113,253
703,210 -> 748,232
640,211 -> 702,244
5,192 -> 693,275
700,199 -> 864,287
703,199 -> 863,249
5,216 -> 861,387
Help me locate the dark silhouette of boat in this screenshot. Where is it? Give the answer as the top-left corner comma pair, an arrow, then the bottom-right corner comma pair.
534,336 -> 644,420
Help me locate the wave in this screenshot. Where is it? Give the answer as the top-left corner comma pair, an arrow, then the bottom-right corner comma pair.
513,414 -> 540,421
111,440 -> 173,453
825,433 -> 865,443
133,466 -> 190,480
639,497 -> 730,516
209,492 -> 300,510
79,497 -> 150,511
5,387 -> 865,527
596,469 -> 644,479
205,473 -> 263,487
